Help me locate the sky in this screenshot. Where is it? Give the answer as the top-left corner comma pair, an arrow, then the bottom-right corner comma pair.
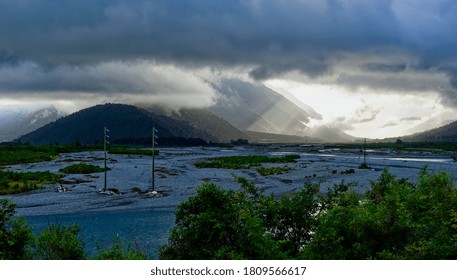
1,0 -> 457,139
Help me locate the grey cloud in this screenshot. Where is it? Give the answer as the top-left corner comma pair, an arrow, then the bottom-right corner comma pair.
362,63 -> 407,73
1,0 -> 457,106
381,121 -> 399,128
0,0 -> 406,68
400,116 -> 422,122
351,105 -> 381,123
0,61 -> 217,108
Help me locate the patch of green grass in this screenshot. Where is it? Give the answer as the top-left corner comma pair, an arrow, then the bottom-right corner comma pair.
59,163 -> 106,174
0,170 -> 62,195
256,166 -> 292,176
195,154 -> 299,169
0,146 -> 57,166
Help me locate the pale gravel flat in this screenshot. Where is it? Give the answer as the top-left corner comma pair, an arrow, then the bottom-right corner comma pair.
3,145 -> 457,217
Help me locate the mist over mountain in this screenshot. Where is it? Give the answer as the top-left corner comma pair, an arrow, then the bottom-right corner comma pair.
208,78 -> 356,142
209,79 -> 311,136
0,106 -> 64,143
304,125 -> 356,143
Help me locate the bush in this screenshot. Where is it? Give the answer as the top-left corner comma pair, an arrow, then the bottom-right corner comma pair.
301,168 -> 457,259
161,168 -> 457,260
256,166 -> 292,176
195,154 -> 299,169
31,223 -> 86,260
59,163 -> 106,174
0,198 -> 148,260
0,199 -> 33,259
159,182 -> 286,260
94,235 -> 147,260
0,170 -> 62,195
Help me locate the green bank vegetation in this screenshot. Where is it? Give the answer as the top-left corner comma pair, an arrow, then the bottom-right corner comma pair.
195,154 -> 299,169
0,171 -> 62,195
59,163 -> 106,174
160,167 -> 457,260
0,144 -> 158,168
256,166 -> 292,176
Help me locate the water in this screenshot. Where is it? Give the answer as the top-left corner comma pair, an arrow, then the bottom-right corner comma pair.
25,208 -> 176,259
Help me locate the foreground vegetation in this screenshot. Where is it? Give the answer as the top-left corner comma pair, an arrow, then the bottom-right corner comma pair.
0,199 -> 146,260
160,168 -> 457,259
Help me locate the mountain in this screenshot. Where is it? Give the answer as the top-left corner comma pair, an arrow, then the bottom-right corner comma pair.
208,78 -> 356,143
209,79 -> 311,136
139,107 -> 249,143
15,104 -> 211,145
400,120 -> 457,142
243,130 -> 319,144
0,106 -> 64,143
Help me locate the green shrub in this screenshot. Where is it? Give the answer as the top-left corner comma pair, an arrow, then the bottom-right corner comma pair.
195,154 -> 299,169
0,171 -> 62,195
161,167 -> 457,260
301,168 -> 457,259
31,223 -> 85,260
256,166 -> 292,176
0,199 -> 33,260
94,235 -> 147,260
59,163 -> 106,174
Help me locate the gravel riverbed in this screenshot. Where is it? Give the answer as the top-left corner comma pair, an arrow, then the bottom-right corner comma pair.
2,145 -> 457,217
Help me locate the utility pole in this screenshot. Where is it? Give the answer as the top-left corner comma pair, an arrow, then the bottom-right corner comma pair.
363,138 -> 367,167
152,127 -> 158,193
104,126 -> 109,192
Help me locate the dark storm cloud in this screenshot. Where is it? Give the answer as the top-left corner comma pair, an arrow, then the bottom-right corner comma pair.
1,0 -> 457,103
0,1 -> 403,68
362,63 -> 407,73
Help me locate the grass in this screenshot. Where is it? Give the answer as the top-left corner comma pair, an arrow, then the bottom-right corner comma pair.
195,154 -> 300,169
59,164 -> 106,174
0,144 -> 158,167
0,146 -> 58,166
0,170 -> 63,195
256,166 -> 292,176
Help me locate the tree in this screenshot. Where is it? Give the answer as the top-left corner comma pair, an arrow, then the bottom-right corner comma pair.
31,223 -> 86,260
0,199 -> 33,259
300,168 -> 457,259
94,234 -> 147,260
159,183 -> 285,259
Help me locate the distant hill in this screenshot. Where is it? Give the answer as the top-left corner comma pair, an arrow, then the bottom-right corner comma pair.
243,130 -> 319,144
400,120 -> 457,142
140,106 -> 249,143
16,104 -> 227,145
0,106 -> 64,143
